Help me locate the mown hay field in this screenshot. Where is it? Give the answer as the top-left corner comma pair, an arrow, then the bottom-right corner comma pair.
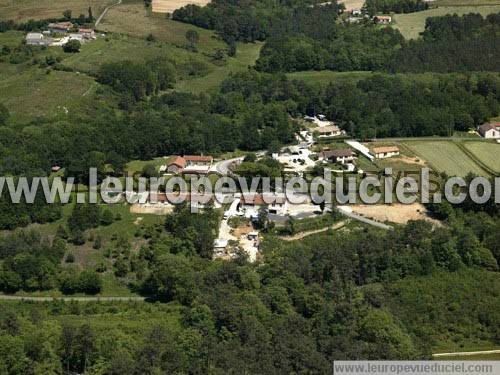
404,141 -> 487,177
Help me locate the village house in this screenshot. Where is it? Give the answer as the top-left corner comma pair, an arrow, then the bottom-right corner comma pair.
25,33 -> 46,46
478,122 -> 500,138
315,125 -> 342,138
352,8 -> 362,15
68,33 -> 85,43
166,156 -> 186,174
371,146 -> 400,159
319,149 -> 354,164
374,15 -> 392,24
239,194 -> 288,216
165,155 -> 213,175
78,28 -> 96,39
48,22 -> 73,34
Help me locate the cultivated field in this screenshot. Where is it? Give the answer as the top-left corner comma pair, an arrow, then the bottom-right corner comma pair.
0,0 -> 113,22
152,0 -> 210,14
393,5 -> 500,39
404,141 -> 488,177
339,0 -> 364,11
463,141 -> 500,173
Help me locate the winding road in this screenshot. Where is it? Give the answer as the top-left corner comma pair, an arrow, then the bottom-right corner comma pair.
95,0 -> 122,28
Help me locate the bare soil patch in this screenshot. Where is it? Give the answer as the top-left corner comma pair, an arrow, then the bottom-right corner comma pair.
152,0 -> 211,13
349,203 -> 440,225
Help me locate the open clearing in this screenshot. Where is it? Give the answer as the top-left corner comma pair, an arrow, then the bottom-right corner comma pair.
404,141 -> 487,177
0,67 -> 98,123
175,41 -> 263,93
61,33 -> 207,74
99,1 -> 223,54
463,142 -> 500,174
99,0 -> 262,92
0,0 -> 114,22
152,0 -> 210,14
393,5 -> 500,39
349,203 -> 439,225
339,0 -> 364,11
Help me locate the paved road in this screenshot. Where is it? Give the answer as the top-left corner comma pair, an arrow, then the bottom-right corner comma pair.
215,157 -> 244,175
95,0 -> 122,28
0,295 -> 146,302
433,349 -> 500,357
337,207 -> 393,230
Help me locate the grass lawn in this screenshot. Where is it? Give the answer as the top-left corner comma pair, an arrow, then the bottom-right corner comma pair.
0,66 -> 98,123
393,5 -> 500,39
175,41 -> 263,94
0,0 -> 114,22
463,141 -> 500,173
404,141 -> 487,177
126,157 -> 170,176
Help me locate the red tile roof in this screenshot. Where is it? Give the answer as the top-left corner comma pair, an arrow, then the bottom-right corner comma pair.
168,156 -> 186,168
184,155 -> 213,163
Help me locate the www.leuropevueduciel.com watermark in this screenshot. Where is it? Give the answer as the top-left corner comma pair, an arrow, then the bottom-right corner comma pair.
1,168 -> 499,211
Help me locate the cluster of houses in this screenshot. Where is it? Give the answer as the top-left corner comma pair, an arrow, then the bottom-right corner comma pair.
26,22 -> 96,47
347,8 -> 392,24
317,145 -> 400,165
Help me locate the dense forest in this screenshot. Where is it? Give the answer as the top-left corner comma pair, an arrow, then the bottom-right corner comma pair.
172,0 -> 343,43
388,13 -> 500,72
256,12 -> 500,73
364,0 -> 429,16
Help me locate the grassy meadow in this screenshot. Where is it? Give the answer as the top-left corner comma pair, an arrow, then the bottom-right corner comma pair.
0,0 -> 114,22
98,1 -> 224,54
393,5 -> 500,39
0,66 -> 98,123
175,41 -> 263,93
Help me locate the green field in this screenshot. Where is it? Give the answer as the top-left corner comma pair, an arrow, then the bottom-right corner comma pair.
0,0 -> 114,22
393,5 -> 500,39
463,141 -> 500,173
98,0 -> 263,93
404,141 -> 488,177
99,1 -> 224,55
0,66 -> 100,123
175,41 -> 263,93
61,33 -> 209,75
